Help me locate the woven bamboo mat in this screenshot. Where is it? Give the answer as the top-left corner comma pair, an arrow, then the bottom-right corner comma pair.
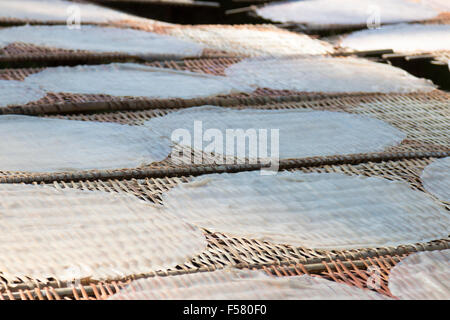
0,91 -> 447,182
0,24 -> 335,66
3,249 -> 449,300
0,157 -> 448,294
0,56 -> 443,115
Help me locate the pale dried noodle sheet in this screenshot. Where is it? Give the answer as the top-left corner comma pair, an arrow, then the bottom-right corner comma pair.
0,25 -> 204,57
162,171 -> 450,250
109,269 -> 389,300
0,80 -> 46,107
340,24 -> 450,53
166,25 -> 334,56
225,56 -> 435,93
0,115 -> 172,172
145,106 -> 406,160
23,63 -> 251,99
0,184 -> 207,282
0,0 -> 158,24
388,249 -> 450,299
255,0 -> 447,26
421,157 -> 450,202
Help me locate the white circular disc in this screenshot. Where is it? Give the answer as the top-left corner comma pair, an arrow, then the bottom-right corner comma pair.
145,106 -> 406,160
0,184 -> 207,282
162,171 -> 450,250
24,63 -> 249,99
0,25 -> 204,57
225,56 -> 435,93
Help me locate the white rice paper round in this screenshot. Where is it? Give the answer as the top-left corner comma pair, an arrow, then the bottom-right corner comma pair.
162,171 -> 450,250
0,115 -> 172,172
388,249 -> 450,299
0,184 -> 207,282
145,106 -> 406,160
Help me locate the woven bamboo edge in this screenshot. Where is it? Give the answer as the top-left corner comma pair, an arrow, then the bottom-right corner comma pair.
0,51 -> 239,67
1,238 -> 448,300
1,150 -> 448,185
0,91 -> 426,116
0,50 -> 390,68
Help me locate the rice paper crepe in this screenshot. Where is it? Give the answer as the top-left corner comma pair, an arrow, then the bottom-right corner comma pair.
255,0 -> 449,26
340,24 -> 450,53
162,171 -> 450,250
421,157 -> 450,202
0,115 -> 172,172
145,106 -> 406,160
0,184 -> 206,282
0,0 -> 160,24
109,269 -> 389,300
0,25 -> 204,57
0,63 -> 250,107
224,56 -> 436,93
388,249 -> 450,299
165,25 -> 334,56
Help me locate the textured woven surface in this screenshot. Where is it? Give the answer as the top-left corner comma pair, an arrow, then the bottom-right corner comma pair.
338,24 -> 450,55
421,157 -> 450,203
0,24 -> 334,65
160,170 -> 450,249
0,58 -> 443,115
254,0 -> 450,32
3,248 -> 449,300
0,25 -> 205,59
144,106 -> 407,160
1,91 -> 447,180
0,115 -> 172,172
0,184 -> 206,284
163,24 -> 334,56
224,56 -> 436,93
0,157 -> 448,294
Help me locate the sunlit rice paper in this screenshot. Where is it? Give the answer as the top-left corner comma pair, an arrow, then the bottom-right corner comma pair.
255,0 -> 447,26
166,25 -> 334,56
162,171 -> 450,250
109,269 -> 389,300
23,63 -> 251,99
0,0 -> 156,24
0,184 -> 207,282
225,56 -> 436,93
145,106 -> 406,160
0,115 -> 172,172
0,80 -> 46,107
340,24 -> 450,53
421,157 -> 450,202
388,249 -> 450,299
0,25 -> 204,57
